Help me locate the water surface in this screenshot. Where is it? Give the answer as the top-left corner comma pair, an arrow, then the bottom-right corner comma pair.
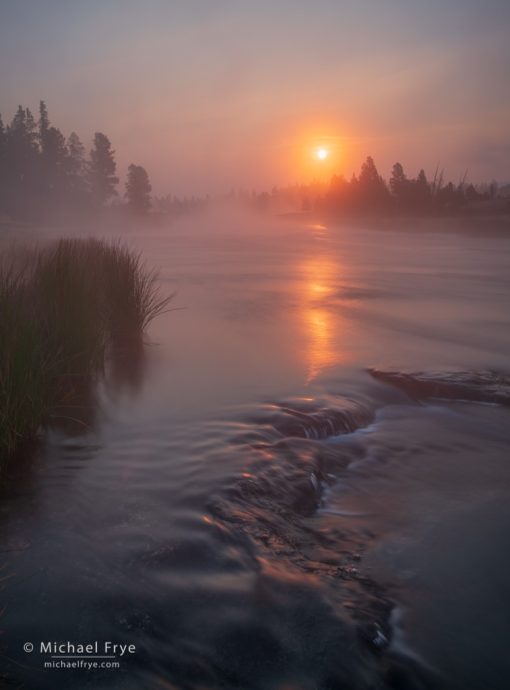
1,215 -> 510,689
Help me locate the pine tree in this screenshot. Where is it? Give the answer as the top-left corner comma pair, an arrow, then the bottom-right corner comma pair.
88,132 -> 118,207
34,102 -> 69,208
357,156 -> 389,210
389,162 -> 408,207
38,100 -> 50,147
67,132 -> 85,173
125,163 -> 152,213
5,106 -> 40,216
66,132 -> 88,204
24,108 -> 38,145
413,169 -> 431,210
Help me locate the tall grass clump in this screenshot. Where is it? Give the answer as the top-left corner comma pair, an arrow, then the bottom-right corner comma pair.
0,238 -> 171,459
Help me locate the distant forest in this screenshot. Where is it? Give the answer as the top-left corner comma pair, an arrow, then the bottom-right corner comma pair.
272,157 -> 508,218
247,157 -> 509,218
0,101 -> 160,220
0,101 -> 508,222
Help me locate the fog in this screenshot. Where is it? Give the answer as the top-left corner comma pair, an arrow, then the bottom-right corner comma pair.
2,2 -> 510,688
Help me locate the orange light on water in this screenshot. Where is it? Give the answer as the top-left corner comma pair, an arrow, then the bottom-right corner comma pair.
299,255 -> 350,382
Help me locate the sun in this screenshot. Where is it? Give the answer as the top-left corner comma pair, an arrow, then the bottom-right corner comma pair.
316,148 -> 329,160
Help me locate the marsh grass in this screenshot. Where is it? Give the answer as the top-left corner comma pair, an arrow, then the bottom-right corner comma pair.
0,238 -> 172,459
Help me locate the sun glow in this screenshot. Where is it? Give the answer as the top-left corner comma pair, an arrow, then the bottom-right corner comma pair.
287,126 -> 351,181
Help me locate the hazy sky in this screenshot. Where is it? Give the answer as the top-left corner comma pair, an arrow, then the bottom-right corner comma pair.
1,0 -> 509,194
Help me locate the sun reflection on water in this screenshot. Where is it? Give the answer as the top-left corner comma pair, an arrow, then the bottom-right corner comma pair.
299,251 -> 347,382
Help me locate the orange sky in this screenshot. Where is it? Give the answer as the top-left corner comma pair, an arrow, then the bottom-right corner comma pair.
1,1 -> 509,194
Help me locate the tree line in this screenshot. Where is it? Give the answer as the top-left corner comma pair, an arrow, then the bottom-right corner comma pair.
0,101 -> 152,219
169,158 -> 505,218
319,156 -> 500,215
1,102 -> 507,222
257,156 -> 503,217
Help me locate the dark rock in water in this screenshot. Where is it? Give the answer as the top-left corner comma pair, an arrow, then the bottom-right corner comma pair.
368,369 -> 510,406
290,471 -> 323,515
254,396 -> 375,440
207,391 -> 445,690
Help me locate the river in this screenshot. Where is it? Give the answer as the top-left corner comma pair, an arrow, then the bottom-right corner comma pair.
1,213 -> 510,689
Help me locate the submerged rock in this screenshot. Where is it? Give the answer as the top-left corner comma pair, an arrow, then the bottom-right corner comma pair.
253,395 -> 375,440
369,368 -> 510,406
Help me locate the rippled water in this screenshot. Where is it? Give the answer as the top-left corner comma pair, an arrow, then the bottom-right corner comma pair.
1,214 -> 510,689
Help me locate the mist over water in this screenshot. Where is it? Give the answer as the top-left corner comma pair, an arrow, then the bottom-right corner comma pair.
1,213 -> 510,689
